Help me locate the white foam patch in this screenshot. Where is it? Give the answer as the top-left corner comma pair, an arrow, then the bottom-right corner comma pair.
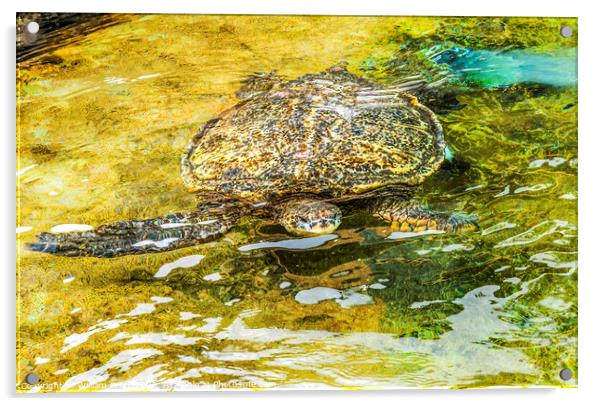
494,185 -> 510,197
204,349 -> 279,362
63,276 -> 75,284
179,312 -> 201,321
61,319 -> 128,353
160,223 -> 192,229
178,355 -> 202,364
295,287 -> 341,305
35,357 -> 50,365
110,332 -> 202,346
17,164 -> 38,176
50,224 -> 93,233
214,318 -> 333,344
238,234 -> 337,251
514,183 -> 551,194
387,229 -> 445,239
441,243 -> 474,252
16,226 -> 32,234
336,291 -> 373,308
137,73 -> 162,80
119,296 -> 173,317
197,317 -> 222,333
151,296 -> 173,304
539,297 -> 572,311
559,193 -> 576,200
104,76 -> 127,84
529,251 -> 577,271
177,325 -> 198,331
203,272 -> 221,281
133,237 -> 179,249
482,221 -> 516,236
154,255 -> 205,278
529,157 -> 566,168
295,287 -> 373,308
62,349 -> 162,390
495,220 -> 575,248
124,303 -> 156,316
224,298 -> 241,306
410,299 -> 447,309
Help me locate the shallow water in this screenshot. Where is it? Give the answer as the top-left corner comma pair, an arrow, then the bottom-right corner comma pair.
16,15 -> 577,391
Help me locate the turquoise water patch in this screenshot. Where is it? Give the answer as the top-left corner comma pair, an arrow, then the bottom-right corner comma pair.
429,46 -> 577,87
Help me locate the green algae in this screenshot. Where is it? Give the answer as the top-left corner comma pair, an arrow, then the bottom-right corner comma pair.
17,15 -> 577,391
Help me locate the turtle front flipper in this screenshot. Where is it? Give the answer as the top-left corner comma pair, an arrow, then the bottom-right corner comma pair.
371,198 -> 478,233
27,205 -> 243,257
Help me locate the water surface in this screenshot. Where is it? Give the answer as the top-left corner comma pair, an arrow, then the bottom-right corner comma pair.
17,15 -> 577,391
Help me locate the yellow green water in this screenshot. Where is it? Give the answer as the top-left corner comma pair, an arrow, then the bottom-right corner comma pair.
16,15 -> 577,391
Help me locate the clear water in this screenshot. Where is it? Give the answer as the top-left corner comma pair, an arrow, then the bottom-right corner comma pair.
16,15 -> 577,391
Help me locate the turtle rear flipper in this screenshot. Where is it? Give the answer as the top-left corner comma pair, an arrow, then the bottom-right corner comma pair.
27,208 -> 241,258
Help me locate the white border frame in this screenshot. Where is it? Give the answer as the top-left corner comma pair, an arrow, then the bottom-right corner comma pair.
3,1 -> 600,405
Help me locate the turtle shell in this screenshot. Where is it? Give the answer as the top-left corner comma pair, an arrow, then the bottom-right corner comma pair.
181,66 -> 445,202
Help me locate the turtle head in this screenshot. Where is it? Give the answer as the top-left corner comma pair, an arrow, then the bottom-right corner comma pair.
278,199 -> 342,236
236,70 -> 282,99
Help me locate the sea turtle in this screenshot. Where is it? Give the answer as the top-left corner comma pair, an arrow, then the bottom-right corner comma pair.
28,63 -> 477,257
